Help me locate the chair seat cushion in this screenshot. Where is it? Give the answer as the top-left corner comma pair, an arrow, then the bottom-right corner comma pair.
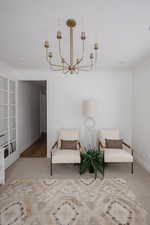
52,149 -> 81,164
104,148 -> 133,163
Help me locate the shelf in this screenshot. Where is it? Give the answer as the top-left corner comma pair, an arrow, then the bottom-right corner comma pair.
0,76 -> 16,171
1,143 -> 8,148
10,139 -> 16,143
1,139 -> 16,148
0,89 -> 8,93
0,130 -> 8,135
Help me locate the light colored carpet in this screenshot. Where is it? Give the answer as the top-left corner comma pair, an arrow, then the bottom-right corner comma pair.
2,158 -> 150,224
0,177 -> 148,225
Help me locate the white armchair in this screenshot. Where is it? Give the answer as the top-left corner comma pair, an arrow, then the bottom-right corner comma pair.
50,129 -> 84,175
99,129 -> 134,175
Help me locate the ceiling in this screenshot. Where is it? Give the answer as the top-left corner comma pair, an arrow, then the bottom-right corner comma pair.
0,0 -> 150,70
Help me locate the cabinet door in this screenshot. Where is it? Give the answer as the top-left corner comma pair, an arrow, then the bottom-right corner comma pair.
0,148 -> 5,184
0,77 -> 18,169
0,76 -> 9,154
5,80 -> 18,169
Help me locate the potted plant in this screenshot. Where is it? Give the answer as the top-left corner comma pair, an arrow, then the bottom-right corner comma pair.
80,147 -> 104,179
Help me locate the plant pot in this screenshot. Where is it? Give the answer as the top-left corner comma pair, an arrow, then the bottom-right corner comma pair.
89,165 -> 94,173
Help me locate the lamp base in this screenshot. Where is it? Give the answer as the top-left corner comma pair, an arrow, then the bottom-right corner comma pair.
84,117 -> 96,149
85,117 -> 95,129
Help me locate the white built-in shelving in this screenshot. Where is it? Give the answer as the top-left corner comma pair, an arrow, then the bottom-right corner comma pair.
0,76 -> 17,170
0,147 -> 4,184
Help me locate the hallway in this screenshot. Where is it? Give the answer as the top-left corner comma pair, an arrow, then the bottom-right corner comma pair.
21,135 -> 47,157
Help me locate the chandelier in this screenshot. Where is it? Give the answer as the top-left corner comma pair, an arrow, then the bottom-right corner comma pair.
44,19 -> 99,74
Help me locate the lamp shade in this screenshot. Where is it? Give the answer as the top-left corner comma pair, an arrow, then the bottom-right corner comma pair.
83,99 -> 96,118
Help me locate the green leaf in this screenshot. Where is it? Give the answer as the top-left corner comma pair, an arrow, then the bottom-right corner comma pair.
80,148 -> 104,177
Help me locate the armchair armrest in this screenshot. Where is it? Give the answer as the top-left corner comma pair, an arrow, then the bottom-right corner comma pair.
122,141 -> 133,150
52,141 -> 58,149
79,142 -> 86,153
122,141 -> 133,155
50,141 -> 58,153
99,141 -> 105,151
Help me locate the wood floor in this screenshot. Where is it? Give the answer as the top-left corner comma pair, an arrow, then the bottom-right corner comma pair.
21,135 -> 47,157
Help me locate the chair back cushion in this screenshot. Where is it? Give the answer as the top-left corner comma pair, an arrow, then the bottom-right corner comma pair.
59,129 -> 79,140
99,129 -> 120,147
60,140 -> 78,150
58,129 -> 79,149
105,139 -> 123,149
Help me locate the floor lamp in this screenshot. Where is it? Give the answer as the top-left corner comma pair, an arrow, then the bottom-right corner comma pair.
83,99 -> 96,148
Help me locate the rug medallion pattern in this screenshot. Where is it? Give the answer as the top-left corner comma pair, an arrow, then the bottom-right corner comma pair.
0,178 -> 147,225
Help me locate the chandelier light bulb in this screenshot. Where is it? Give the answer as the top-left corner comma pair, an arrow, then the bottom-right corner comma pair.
57,31 -> 62,39
90,53 -> 94,59
44,40 -> 49,48
76,58 -> 80,63
94,43 -> 99,50
81,32 -> 86,40
48,52 -> 53,58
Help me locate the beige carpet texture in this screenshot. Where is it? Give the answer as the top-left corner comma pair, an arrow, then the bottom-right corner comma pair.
0,177 -> 147,225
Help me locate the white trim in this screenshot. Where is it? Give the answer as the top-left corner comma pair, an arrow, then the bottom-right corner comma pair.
0,147 -> 5,184
0,76 -> 19,169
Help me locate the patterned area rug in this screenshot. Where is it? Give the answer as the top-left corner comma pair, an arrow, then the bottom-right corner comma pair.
0,178 -> 147,225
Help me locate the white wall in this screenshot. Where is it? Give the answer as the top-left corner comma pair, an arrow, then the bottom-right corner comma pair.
47,71 -> 132,156
0,61 -> 17,80
15,69 -> 132,157
40,93 -> 47,133
17,81 -> 41,154
132,58 -> 150,172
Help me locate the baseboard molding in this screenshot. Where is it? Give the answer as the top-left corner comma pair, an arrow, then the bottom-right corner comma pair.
19,135 -> 41,155
135,152 -> 150,173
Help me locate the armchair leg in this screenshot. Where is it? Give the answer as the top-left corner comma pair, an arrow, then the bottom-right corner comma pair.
131,162 -> 134,174
79,163 -> 81,174
50,162 -> 52,176
102,163 -> 105,178
50,152 -> 52,176
102,151 -> 105,178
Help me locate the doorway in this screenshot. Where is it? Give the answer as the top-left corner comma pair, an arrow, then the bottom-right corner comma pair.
18,80 -> 47,158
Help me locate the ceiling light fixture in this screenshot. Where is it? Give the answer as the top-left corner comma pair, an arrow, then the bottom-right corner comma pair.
44,19 -> 99,75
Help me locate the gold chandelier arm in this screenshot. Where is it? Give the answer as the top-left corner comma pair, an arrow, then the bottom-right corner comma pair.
48,61 -> 67,68
78,62 -> 94,69
46,48 -> 68,69
79,40 -> 85,63
48,65 -> 64,71
48,58 -> 68,69
74,69 -> 79,74
58,40 -> 69,66
79,66 -> 93,71
64,70 -> 69,74
78,49 -> 98,70
94,49 -> 98,64
74,40 -> 85,66
70,27 -> 74,65
78,59 -> 94,71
